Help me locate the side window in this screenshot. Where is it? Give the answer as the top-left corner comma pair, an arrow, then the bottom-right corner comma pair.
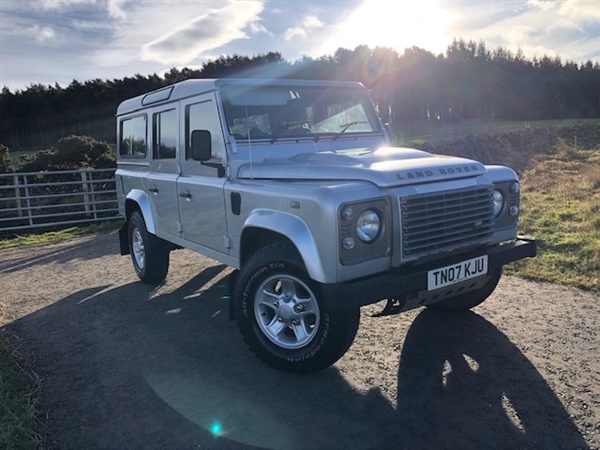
120,115 -> 147,157
186,101 -> 226,160
153,109 -> 177,159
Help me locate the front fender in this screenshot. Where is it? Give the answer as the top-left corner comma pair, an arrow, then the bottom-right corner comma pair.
244,210 -> 327,283
125,189 -> 156,234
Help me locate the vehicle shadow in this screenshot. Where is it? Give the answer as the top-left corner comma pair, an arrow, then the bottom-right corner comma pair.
6,266 -> 394,450
4,267 -> 588,449
0,232 -> 119,275
389,308 -> 589,449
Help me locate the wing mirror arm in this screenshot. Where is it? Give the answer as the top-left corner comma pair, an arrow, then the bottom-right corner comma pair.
190,129 -> 225,177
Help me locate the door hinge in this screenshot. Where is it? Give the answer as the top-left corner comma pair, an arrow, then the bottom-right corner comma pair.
223,236 -> 232,249
177,221 -> 183,233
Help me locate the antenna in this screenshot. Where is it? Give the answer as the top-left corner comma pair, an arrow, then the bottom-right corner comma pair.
245,101 -> 253,179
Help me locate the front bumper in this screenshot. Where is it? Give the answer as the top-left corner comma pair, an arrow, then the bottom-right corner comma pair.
321,237 -> 536,310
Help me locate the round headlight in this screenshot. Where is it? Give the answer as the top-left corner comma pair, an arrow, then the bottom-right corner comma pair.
492,190 -> 504,217
356,210 -> 381,242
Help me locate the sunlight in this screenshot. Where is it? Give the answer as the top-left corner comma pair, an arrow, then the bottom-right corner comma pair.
317,0 -> 457,56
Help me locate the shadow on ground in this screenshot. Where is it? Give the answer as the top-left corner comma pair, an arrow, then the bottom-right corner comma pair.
4,263 -> 588,449
0,233 -> 117,275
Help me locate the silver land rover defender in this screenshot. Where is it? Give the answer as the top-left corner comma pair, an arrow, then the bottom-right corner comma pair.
116,78 -> 536,373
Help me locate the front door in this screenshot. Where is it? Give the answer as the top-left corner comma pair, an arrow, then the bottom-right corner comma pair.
177,93 -> 229,254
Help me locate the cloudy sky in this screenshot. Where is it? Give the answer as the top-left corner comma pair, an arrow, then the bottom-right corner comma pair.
1,0 -> 598,92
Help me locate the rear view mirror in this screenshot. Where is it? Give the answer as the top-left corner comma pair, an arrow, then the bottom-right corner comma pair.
191,130 -> 212,161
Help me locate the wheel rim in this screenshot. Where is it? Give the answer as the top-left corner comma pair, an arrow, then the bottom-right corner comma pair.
132,227 -> 145,270
254,274 -> 321,350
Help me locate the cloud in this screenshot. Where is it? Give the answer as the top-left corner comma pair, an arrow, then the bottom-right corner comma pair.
140,1 -> 264,64
527,0 -> 555,11
284,27 -> 307,41
302,15 -> 324,29
33,25 -> 57,43
39,0 -> 127,19
283,14 -> 324,42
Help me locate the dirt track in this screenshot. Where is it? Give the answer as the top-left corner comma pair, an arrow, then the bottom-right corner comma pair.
1,232 -> 599,450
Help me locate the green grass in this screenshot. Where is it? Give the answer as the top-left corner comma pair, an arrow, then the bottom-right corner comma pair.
504,143 -> 600,290
393,118 -> 600,145
0,221 -> 122,250
0,339 -> 42,450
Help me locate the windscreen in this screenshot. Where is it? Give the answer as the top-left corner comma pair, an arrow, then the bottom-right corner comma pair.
220,84 -> 380,141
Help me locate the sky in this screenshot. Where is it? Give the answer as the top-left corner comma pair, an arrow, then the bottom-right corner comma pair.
0,0 -> 599,92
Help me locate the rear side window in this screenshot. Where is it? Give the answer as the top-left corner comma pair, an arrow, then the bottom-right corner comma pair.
153,110 -> 177,159
120,115 -> 147,157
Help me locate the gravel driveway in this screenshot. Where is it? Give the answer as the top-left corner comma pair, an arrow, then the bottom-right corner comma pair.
1,232 -> 598,449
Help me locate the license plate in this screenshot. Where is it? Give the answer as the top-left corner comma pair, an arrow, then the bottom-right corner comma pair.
427,255 -> 488,291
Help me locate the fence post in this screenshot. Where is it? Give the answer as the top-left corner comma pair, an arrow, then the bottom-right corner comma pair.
81,170 -> 91,216
23,174 -> 33,226
13,174 -> 23,217
89,171 -> 98,219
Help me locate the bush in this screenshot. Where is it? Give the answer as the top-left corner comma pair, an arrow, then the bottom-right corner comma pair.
0,144 -> 12,173
18,135 -> 115,172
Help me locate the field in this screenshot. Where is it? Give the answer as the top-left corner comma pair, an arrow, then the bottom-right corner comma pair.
393,117 -> 600,145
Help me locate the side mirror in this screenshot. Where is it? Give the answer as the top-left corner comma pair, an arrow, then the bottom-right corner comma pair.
190,130 -> 212,161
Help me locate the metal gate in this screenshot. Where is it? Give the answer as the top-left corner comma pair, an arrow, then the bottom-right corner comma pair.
0,169 -> 121,233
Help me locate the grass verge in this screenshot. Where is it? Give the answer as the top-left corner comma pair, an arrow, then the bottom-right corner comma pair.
0,332 -> 42,450
0,221 -> 122,250
505,141 -> 600,290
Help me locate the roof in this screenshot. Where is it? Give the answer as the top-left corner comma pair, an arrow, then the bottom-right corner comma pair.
115,78 -> 365,116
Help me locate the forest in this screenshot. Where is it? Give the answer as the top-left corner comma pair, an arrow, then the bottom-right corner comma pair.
0,38 -> 599,152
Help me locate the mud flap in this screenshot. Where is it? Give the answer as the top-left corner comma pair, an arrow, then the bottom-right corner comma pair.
119,222 -> 130,255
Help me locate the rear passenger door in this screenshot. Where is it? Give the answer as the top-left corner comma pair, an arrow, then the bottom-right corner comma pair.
147,108 -> 181,238
177,93 -> 229,254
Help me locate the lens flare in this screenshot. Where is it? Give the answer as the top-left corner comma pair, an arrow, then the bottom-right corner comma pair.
211,422 -> 222,435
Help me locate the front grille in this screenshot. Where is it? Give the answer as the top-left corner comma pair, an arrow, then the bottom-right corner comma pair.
401,187 -> 494,258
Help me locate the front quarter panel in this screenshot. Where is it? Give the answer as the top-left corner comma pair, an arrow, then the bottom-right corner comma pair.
244,210 -> 327,283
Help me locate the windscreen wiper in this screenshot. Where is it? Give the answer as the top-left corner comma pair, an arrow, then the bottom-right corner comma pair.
333,121 -> 370,140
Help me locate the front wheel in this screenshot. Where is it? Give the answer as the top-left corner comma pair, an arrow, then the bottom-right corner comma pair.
128,211 -> 170,284
234,242 -> 360,373
427,267 -> 502,311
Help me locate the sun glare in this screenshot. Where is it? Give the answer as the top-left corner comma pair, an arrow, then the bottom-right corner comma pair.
318,0 -> 456,56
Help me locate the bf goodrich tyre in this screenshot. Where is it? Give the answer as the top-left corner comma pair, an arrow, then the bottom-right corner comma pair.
128,211 -> 170,284
234,242 -> 360,373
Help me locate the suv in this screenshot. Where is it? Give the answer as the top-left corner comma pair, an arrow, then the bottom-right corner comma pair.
116,78 -> 536,373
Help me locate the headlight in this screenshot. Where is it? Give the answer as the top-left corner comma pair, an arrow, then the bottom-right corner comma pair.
492,190 -> 504,217
356,210 -> 381,242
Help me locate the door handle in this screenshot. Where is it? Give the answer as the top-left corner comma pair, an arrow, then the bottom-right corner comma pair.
179,192 -> 192,199
148,187 -> 159,194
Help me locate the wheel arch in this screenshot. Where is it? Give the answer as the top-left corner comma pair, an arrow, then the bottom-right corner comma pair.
241,210 -> 327,283
118,190 -> 156,256
124,189 -> 156,234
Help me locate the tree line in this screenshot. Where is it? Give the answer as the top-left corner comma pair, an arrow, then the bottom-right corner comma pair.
1,38 -> 599,152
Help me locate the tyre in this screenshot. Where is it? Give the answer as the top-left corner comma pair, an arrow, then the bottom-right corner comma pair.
234,242 -> 360,373
427,267 -> 502,311
128,211 -> 170,284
